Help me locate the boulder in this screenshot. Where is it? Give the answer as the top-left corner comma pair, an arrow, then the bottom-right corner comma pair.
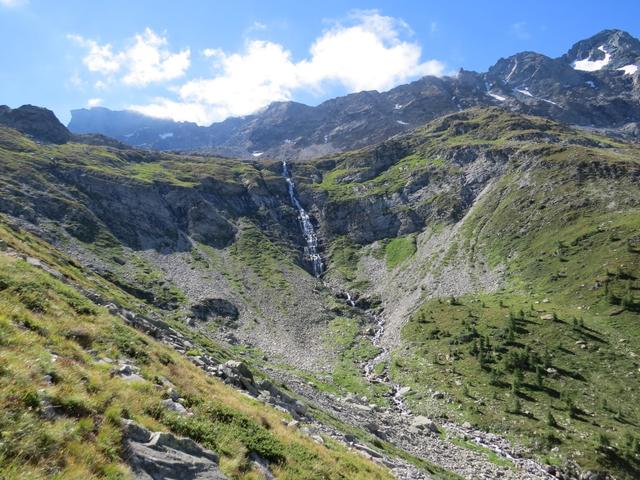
162,399 -> 188,415
410,415 -> 440,433
123,420 -> 227,480
113,364 -> 145,382
292,400 -> 307,416
190,299 -> 239,324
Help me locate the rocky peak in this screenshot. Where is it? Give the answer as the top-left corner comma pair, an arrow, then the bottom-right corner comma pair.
563,29 -> 640,71
487,52 -> 583,89
0,104 -> 71,144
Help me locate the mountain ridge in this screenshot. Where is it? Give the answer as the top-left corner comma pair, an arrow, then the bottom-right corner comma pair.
68,28 -> 640,159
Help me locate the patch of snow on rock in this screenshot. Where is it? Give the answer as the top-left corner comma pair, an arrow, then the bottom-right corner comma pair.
251,151 -> 264,157
396,120 -> 409,125
515,88 -> 533,97
488,93 -> 506,102
572,45 -> 611,72
618,64 -> 638,75
159,132 -> 174,139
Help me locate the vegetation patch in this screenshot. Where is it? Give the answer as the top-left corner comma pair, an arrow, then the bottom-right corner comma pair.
385,235 -> 417,268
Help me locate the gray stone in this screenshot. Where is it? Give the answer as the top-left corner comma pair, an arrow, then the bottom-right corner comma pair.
411,416 -> 440,433
123,420 -> 226,480
292,400 -> 307,416
223,360 -> 253,381
162,398 -> 188,415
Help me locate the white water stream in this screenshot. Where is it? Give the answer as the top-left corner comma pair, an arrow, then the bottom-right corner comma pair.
282,160 -> 324,276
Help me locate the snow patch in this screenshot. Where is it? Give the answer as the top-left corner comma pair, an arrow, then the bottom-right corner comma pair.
505,58 -> 519,83
585,80 -> 596,88
396,120 -> 409,125
572,45 -> 611,72
158,132 -> 174,140
618,64 -> 638,75
394,103 -> 403,110
515,88 -> 533,97
251,151 -> 264,157
488,92 -> 506,102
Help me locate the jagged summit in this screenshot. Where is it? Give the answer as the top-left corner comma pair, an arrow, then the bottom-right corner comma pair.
0,104 -> 71,144
486,51 -> 584,89
563,29 -> 640,71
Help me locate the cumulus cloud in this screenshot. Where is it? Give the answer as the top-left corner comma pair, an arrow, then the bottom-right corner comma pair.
87,98 -> 103,107
68,28 -> 190,86
133,12 -> 444,125
129,98 -> 215,125
296,11 -> 442,92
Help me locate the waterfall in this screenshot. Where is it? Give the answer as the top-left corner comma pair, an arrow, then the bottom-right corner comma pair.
282,160 -> 324,276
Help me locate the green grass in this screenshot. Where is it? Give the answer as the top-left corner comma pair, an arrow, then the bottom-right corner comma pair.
385,235 -> 417,268
229,220 -> 299,291
326,236 -> 361,283
389,151 -> 640,478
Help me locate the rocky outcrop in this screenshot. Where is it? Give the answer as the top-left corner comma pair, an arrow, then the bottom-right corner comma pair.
190,298 -> 239,323
123,420 -> 227,480
0,105 -> 71,144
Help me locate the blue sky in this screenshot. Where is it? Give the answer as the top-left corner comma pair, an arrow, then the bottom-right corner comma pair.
1,0 -> 638,125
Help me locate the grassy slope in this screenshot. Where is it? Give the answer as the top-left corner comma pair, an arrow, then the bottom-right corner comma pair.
0,218 -> 394,480
312,109 -> 640,477
0,124 -> 295,305
393,171 -> 640,476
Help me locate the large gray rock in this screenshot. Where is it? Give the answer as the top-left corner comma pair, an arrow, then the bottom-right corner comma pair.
411,416 -> 440,434
123,420 -> 227,480
190,298 -> 239,324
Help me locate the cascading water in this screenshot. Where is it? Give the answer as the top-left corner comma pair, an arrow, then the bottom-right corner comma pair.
282,160 -> 324,277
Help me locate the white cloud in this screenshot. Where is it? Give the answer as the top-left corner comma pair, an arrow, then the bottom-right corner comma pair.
135,11 -> 444,125
129,98 -> 213,125
176,40 -> 299,122
87,98 -> 103,107
0,0 -> 28,7
296,11 -> 442,92
69,28 -> 190,86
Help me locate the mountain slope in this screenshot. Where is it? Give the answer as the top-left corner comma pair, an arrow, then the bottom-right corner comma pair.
0,218 -> 396,480
2,106 -> 640,478
292,108 -> 640,478
68,29 -> 640,160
